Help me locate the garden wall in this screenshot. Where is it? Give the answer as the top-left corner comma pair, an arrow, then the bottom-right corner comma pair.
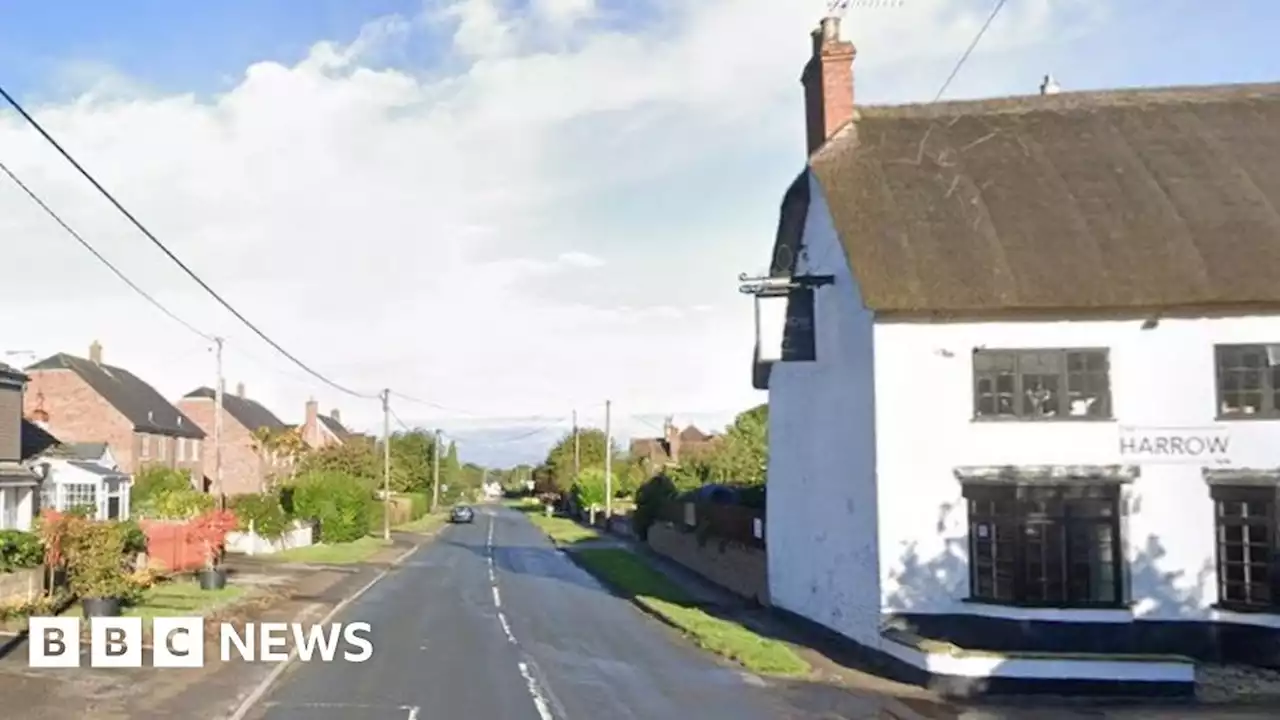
646,521 -> 769,605
0,567 -> 44,604
226,520 -> 316,555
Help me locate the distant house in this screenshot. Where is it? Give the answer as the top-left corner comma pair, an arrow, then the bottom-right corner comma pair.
177,382 -> 292,496
300,399 -> 354,449
629,418 -> 718,471
34,441 -> 131,521
0,365 -> 45,530
23,342 -> 206,480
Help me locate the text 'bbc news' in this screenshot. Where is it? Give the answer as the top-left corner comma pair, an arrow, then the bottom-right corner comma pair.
28,617 -> 374,668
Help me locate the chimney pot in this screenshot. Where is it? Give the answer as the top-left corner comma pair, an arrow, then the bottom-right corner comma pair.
89,341 -> 102,364
330,408 -> 341,423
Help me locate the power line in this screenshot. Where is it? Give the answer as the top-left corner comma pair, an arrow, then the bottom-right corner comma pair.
932,0 -> 1008,102
0,157 -> 215,343
0,84 -> 377,400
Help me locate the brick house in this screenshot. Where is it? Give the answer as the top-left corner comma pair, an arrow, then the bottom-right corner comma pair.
22,342 -> 206,480
177,382 -> 291,496
629,417 -> 719,472
300,398 -> 354,448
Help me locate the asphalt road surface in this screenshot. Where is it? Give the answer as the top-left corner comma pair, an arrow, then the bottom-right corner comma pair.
246,505 -> 794,720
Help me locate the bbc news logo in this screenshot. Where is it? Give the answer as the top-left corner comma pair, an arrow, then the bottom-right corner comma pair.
28,617 -> 373,668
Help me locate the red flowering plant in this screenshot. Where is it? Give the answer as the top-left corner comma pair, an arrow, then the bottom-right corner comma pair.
34,509 -> 88,569
189,509 -> 237,570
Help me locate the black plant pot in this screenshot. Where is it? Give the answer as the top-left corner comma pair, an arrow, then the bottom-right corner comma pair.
81,597 -> 122,618
198,567 -> 227,591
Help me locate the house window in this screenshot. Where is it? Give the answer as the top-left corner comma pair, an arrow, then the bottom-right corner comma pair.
192,440 -> 201,461
973,348 -> 1111,420
1210,484 -> 1279,611
63,483 -> 97,516
177,438 -> 186,462
105,479 -> 129,520
158,437 -> 167,461
965,482 -> 1124,607
1215,344 -> 1280,418
140,435 -> 151,459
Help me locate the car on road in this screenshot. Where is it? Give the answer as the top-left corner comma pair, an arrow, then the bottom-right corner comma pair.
449,505 -> 474,524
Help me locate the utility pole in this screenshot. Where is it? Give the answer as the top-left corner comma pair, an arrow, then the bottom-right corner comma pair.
381,389 -> 391,541
213,337 -> 225,510
572,409 -> 580,483
604,399 -> 612,518
431,430 -> 441,513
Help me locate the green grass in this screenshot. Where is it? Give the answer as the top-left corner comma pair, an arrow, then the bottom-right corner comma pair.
394,512 -> 446,534
571,547 -> 810,677
125,580 -> 246,622
269,536 -> 392,565
526,512 -> 603,545
504,497 -> 542,510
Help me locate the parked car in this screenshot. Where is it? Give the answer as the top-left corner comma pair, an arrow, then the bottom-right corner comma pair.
450,505 -> 474,524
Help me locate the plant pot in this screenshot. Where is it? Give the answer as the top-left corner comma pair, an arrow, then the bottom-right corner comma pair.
81,597 -> 122,618
197,567 -> 227,591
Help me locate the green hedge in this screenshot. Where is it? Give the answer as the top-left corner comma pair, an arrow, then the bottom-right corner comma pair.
404,492 -> 429,520
228,492 -> 293,540
291,472 -> 371,543
0,530 -> 43,572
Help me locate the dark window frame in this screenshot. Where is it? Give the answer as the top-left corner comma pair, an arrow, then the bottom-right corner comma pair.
972,348 -> 1113,421
1214,344 -> 1280,420
964,482 -> 1127,609
1210,483 -> 1280,613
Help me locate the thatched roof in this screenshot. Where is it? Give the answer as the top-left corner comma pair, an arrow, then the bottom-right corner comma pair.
795,82 -> 1280,313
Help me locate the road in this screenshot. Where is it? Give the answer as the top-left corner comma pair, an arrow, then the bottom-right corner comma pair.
245,505 -> 797,720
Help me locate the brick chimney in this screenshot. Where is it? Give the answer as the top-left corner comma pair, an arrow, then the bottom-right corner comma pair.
236,382 -> 245,397
801,15 -> 856,155
88,340 -> 102,365
330,408 -> 341,424
663,416 -> 681,464
305,398 -> 318,438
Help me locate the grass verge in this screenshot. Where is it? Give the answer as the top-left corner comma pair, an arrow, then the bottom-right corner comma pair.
394,512 -> 447,534
526,512 -> 602,545
269,536 -> 392,565
125,579 -> 247,622
570,547 -> 810,677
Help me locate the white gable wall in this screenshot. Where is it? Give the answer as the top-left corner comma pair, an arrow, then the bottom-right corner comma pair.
766,171 -> 882,644
874,314 -> 1280,628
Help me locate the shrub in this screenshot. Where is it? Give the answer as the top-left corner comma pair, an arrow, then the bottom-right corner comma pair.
404,492 -> 429,520
62,521 -> 137,602
632,474 -> 678,541
118,520 -> 148,556
291,471 -> 372,544
0,530 -> 43,572
570,467 -> 607,512
229,492 -> 292,540
189,509 -> 237,569
131,466 -> 195,506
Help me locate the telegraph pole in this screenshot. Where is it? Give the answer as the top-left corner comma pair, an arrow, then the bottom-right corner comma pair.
604,399 -> 612,518
381,389 -> 391,541
213,337 -> 225,510
431,430 -> 441,513
572,409 -> 580,483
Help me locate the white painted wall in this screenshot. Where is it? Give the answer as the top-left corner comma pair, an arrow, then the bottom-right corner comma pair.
874,314 -> 1280,629
767,171 -> 882,645
226,520 -> 315,555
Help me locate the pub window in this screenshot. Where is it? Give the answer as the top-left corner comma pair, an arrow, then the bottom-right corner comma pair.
1215,344 -> 1280,418
1211,484 -> 1279,611
965,482 -> 1124,607
973,348 -> 1111,419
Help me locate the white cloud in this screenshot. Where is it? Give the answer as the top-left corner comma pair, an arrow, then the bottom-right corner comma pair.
0,0 -> 1109,456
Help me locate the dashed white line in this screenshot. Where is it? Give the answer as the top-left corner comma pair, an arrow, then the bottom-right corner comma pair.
406,706 -> 420,720
491,585 -> 502,607
517,661 -> 555,720
497,612 -> 517,643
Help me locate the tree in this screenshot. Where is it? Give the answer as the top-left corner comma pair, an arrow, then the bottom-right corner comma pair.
542,428 -> 618,492
387,429 -> 436,493
297,441 -> 379,488
252,426 -> 308,485
708,403 -> 768,486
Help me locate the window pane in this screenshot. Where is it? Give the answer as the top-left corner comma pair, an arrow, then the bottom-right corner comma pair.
1214,488 -> 1277,608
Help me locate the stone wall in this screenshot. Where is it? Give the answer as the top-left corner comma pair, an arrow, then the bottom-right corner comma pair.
0,567 -> 43,604
647,522 -> 769,605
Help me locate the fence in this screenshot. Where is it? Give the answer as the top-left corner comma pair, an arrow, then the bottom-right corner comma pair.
659,500 -> 765,548
225,520 -> 316,555
139,520 -> 207,573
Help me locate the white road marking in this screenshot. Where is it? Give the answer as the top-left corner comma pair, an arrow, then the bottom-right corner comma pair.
224,542 -> 426,720
498,612 -> 516,644
492,585 -> 502,607
517,661 -> 555,720
406,706 -> 420,720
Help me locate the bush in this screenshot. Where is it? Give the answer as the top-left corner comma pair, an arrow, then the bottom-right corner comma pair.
632,474 -> 678,541
0,530 -> 43,572
229,492 -> 292,540
118,520 -> 148,556
62,520 -> 138,602
570,467 -> 607,512
291,471 -> 372,544
404,492 -> 429,520
131,466 -> 195,506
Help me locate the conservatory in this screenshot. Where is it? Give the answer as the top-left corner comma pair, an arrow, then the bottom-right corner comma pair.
37,458 -> 132,520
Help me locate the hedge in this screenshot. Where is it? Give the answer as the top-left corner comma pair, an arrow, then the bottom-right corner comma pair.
291,472 -> 372,544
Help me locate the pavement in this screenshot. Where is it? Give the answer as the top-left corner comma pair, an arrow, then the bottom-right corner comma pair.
242,505 -> 848,720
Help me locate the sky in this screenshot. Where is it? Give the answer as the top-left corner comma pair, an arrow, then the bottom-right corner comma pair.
0,0 -> 1274,466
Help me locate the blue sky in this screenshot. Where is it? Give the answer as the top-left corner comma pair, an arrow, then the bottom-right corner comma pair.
0,0 -> 1275,466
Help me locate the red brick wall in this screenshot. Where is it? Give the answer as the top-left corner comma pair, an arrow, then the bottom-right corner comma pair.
647,522 -> 770,605
177,397 -> 271,496
24,369 -> 138,472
